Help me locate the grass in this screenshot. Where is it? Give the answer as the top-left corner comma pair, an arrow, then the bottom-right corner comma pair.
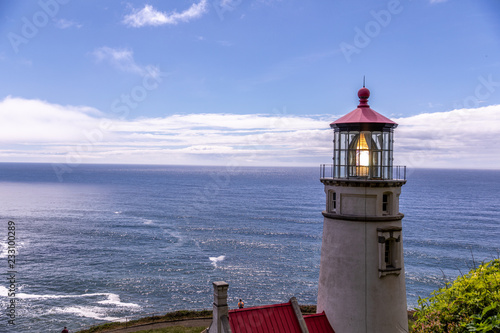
75,310 -> 212,333
132,327 -> 207,333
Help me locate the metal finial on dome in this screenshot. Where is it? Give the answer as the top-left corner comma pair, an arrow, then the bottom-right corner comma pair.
363,75 -> 365,88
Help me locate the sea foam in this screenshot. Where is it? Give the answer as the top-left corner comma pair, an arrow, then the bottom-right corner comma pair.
209,255 -> 226,268
0,286 -> 139,308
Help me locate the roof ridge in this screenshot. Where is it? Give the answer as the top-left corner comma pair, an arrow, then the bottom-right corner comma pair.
228,302 -> 292,313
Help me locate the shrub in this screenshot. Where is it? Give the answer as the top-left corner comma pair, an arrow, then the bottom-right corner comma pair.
412,259 -> 500,333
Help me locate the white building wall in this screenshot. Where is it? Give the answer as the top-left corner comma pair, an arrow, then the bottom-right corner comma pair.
317,182 -> 408,333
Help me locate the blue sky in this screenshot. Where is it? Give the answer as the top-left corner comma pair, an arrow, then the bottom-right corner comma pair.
0,0 -> 499,169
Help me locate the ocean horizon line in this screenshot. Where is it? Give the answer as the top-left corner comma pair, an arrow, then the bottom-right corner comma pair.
1,161 -> 499,172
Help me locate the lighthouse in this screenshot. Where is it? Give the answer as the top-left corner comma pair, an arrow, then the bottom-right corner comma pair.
317,86 -> 408,332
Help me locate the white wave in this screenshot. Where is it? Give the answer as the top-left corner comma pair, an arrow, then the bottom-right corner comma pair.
0,287 -> 139,308
162,229 -> 185,245
97,294 -> 140,308
0,242 -> 7,258
209,255 -> 226,268
0,240 -> 23,258
142,219 -> 153,225
53,306 -> 125,322
114,211 -> 122,214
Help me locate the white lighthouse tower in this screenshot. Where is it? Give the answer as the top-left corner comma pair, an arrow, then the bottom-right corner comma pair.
317,86 -> 408,332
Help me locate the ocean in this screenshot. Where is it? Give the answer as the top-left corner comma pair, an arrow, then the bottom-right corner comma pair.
0,163 -> 499,332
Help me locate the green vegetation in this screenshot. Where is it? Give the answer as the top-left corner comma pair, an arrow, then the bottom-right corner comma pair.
76,309 -> 212,333
412,259 -> 500,333
299,304 -> 317,314
132,327 -> 206,333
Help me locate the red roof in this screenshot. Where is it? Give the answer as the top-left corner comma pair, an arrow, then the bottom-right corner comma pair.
228,302 -> 335,333
304,312 -> 336,333
331,87 -> 397,126
331,107 -> 396,125
229,302 -> 302,333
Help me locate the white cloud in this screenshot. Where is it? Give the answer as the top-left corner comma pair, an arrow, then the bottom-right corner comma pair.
91,47 -> 159,77
0,96 -> 103,143
1,97 -> 499,169
393,105 -> 500,168
123,2 -> 208,27
54,19 -> 83,29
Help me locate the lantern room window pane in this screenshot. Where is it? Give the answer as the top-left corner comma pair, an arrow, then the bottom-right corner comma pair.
372,132 -> 383,150
383,151 -> 389,167
340,150 -> 346,166
372,151 -> 381,166
339,165 -> 346,178
340,133 -> 348,150
383,132 -> 390,150
348,132 -> 358,146
362,132 -> 371,149
372,151 -> 382,178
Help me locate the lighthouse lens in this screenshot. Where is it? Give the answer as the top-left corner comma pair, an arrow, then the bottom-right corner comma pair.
356,133 -> 370,176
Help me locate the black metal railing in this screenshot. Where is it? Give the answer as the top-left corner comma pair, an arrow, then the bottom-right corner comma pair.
320,164 -> 406,181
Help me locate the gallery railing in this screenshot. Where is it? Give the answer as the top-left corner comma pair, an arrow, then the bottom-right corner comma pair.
320,164 -> 406,181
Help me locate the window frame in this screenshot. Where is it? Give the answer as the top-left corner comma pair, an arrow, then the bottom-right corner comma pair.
377,227 -> 402,277
328,190 -> 337,213
382,192 -> 392,215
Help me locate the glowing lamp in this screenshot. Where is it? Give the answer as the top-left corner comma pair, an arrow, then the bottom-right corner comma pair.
330,87 -> 398,179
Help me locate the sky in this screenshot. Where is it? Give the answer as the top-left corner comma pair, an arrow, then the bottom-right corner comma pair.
0,0 -> 499,169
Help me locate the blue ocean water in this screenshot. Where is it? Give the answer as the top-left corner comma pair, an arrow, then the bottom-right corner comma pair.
0,163 -> 499,332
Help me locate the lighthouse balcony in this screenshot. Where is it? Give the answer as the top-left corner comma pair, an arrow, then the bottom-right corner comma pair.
319,164 -> 406,181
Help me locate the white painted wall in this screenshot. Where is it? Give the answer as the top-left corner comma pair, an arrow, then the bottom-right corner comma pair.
317,182 -> 408,333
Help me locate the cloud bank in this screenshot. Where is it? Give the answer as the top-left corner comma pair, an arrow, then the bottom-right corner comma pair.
1,96 -> 499,169
123,2 -> 208,27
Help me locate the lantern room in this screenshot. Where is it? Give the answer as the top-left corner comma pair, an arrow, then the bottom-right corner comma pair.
329,87 -> 398,180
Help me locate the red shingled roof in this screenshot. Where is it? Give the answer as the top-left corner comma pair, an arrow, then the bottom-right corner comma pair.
229,302 -> 302,333
304,312 -> 336,333
331,107 -> 396,125
228,302 -> 335,333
